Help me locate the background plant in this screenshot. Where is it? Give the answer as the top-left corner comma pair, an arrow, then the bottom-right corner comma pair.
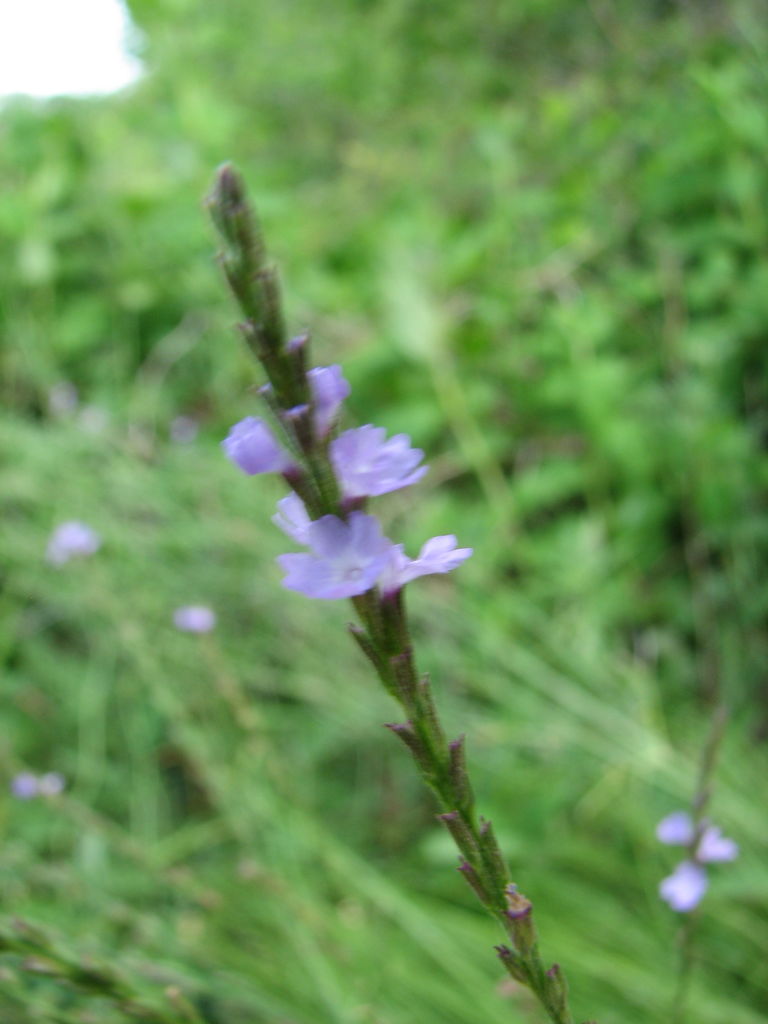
1,1 -> 767,1022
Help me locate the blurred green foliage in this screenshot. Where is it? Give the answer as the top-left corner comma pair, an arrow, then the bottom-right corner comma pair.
1,0 -> 767,1021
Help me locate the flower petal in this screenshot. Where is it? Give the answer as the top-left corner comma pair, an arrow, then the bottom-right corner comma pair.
222,417 -> 293,475
656,811 -> 694,846
697,826 -> 739,863
659,861 -> 708,912
308,365 -> 350,436
278,512 -> 395,599
331,425 -> 427,499
174,606 -> 217,633
272,494 -> 312,544
46,522 -> 101,565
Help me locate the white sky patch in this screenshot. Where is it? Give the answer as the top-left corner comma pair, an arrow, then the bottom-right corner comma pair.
0,0 -> 143,99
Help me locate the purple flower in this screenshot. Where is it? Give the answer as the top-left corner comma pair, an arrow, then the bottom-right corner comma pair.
656,811 -> 738,913
46,522 -> 101,566
277,512 -> 395,599
272,494 -> 311,544
222,417 -> 294,475
656,811 -> 695,846
659,861 -> 709,912
38,772 -> 66,796
330,425 -> 428,499
656,811 -> 738,863
11,773 -> 39,799
173,605 -> 217,633
697,826 -> 739,863
379,535 -> 473,595
308,365 -> 350,436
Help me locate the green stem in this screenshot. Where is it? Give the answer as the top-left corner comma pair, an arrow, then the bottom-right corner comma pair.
671,704 -> 729,1022
357,598 -> 575,1024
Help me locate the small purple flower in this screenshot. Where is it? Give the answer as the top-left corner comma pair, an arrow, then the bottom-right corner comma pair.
660,861 -> 709,912
38,772 -> 66,796
697,825 -> 739,863
11,773 -> 39,800
656,811 -> 738,912
656,811 -> 738,863
46,522 -> 101,566
272,494 -> 311,544
379,535 -> 473,595
222,417 -> 294,475
656,811 -> 695,846
173,605 -> 217,633
330,425 -> 428,499
308,365 -> 350,436
277,512 -> 395,599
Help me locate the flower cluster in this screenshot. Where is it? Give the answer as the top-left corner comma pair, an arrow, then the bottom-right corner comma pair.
222,365 -> 471,600
11,772 -> 66,800
657,811 -> 738,912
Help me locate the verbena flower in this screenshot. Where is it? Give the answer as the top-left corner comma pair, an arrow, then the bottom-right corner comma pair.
222,417 -> 294,475
659,861 -> 708,913
46,522 -> 101,566
272,493 -> 312,544
330,425 -> 427,499
656,811 -> 694,845
379,536 -> 473,595
10,772 -> 66,800
37,772 -> 66,796
11,773 -> 39,799
277,512 -> 394,599
308,364 -> 350,436
697,825 -> 739,863
173,605 -> 217,633
657,811 -> 738,912
656,811 -> 738,862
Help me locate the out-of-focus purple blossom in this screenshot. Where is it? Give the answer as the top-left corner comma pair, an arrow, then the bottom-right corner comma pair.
222,417 -> 294,475
330,425 -> 427,499
277,512 -> 394,599
48,381 -> 79,417
38,772 -> 66,796
656,811 -> 695,846
46,522 -> 101,566
170,415 -> 200,443
283,403 -> 311,424
308,365 -> 350,436
379,535 -> 473,595
659,861 -> 708,912
173,605 -> 217,633
697,826 -> 739,863
657,811 -> 738,912
656,811 -> 738,863
11,773 -> 39,800
272,494 -> 311,544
